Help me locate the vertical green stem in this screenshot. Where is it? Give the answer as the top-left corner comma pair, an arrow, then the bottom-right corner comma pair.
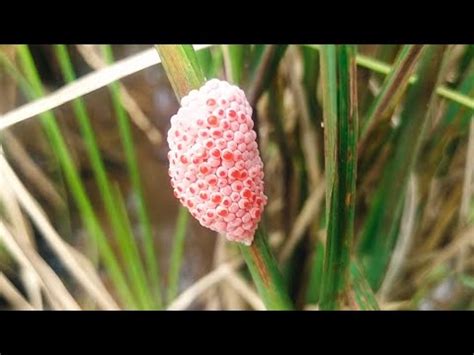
16,45 -> 136,308
55,45 -> 155,309
319,45 -> 358,309
101,45 -> 163,308
167,206 -> 189,303
156,44 -> 293,310
358,46 -> 449,289
361,45 -> 425,137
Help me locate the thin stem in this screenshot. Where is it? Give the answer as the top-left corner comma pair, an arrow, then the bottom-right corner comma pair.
156,44 -> 293,310
319,45 -> 358,309
16,45 -> 136,308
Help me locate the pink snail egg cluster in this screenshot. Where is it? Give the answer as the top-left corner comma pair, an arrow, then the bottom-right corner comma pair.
167,79 -> 267,246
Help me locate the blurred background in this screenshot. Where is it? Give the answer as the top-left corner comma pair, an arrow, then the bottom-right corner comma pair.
0,45 -> 472,310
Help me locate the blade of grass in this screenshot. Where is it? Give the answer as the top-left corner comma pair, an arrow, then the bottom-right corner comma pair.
305,240 -> 325,305
16,45 -> 137,308
247,45 -> 288,107
167,205 -> 189,303
360,45 -> 425,137
101,45 -> 163,308
54,45 -> 155,309
349,260 -> 380,310
0,46 -> 213,131
0,151 -> 120,310
319,45 -> 359,309
111,184 -> 155,309
238,227 -> 293,310
305,45 -> 474,110
358,46 -> 450,290
223,45 -> 244,84
156,44 -> 293,310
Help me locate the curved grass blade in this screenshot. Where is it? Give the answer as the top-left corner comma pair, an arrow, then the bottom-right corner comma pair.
349,260 -> 379,310
319,45 -> 358,309
361,45 -> 425,138
156,44 -> 293,310
166,205 -> 189,303
16,45 -> 136,308
101,45 -> 163,308
54,45 -> 155,309
358,46 -> 450,289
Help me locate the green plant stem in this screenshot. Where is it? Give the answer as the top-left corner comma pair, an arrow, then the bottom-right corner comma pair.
305,45 -> 474,110
54,45 -> 155,309
101,45 -> 163,309
239,228 -> 293,310
358,46 -> 449,289
361,45 -> 425,137
349,261 -> 380,310
319,45 -> 358,310
156,44 -> 293,310
167,206 -> 189,303
16,45 -> 136,308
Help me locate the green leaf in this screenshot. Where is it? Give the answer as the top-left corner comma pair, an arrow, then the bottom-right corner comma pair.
156,44 -> 293,310
16,45 -> 136,308
361,45 -> 425,137
55,44 -> 155,309
101,45 -> 163,308
319,45 -> 359,309
358,46 -> 450,290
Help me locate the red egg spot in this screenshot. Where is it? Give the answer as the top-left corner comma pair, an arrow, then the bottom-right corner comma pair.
222,149 -> 233,161
242,188 -> 252,199
222,197 -> 231,207
212,194 -> 222,204
218,208 -> 228,217
200,165 -> 209,174
207,176 -> 218,186
180,156 -> 188,164
199,192 -> 209,200
212,129 -> 223,138
228,110 -> 237,118
211,148 -> 221,158
207,98 -> 216,106
230,168 -> 240,179
207,115 -> 218,126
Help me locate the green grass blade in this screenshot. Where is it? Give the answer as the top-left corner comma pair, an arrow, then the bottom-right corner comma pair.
349,260 -> 380,310
156,44 -> 204,306
306,45 -> 474,110
156,44 -> 293,310
54,45 -> 156,309
223,45 -> 244,84
16,45 -> 136,308
305,240 -> 325,304
361,45 -> 425,137
239,228 -> 293,310
166,205 -> 189,303
101,45 -> 162,308
358,46 -> 450,289
111,184 -> 155,309
247,45 -> 288,107
155,45 -> 206,97
319,45 -> 359,309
